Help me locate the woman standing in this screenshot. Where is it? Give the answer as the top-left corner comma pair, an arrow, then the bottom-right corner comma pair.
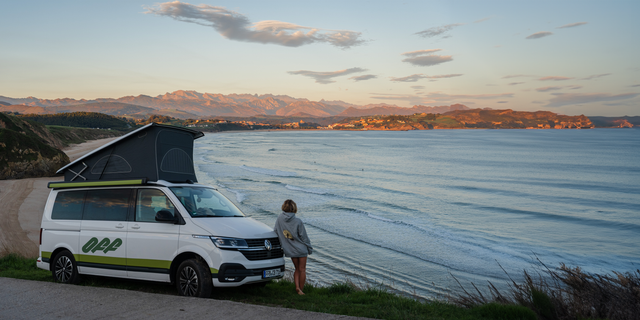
274,199 -> 313,295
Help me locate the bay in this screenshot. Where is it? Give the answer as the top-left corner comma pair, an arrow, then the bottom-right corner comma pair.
193,129 -> 640,298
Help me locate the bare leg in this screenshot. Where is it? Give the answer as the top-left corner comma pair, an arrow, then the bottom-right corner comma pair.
292,257 -> 307,295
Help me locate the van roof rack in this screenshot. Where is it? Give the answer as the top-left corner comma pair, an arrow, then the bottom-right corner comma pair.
48,178 -> 148,189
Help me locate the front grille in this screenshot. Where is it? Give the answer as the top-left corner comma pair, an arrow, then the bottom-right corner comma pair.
240,237 -> 284,261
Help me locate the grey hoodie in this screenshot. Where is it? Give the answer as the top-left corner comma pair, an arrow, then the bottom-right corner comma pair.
274,211 -> 313,257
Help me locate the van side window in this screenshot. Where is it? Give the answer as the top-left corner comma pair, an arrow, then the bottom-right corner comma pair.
83,189 -> 130,221
52,191 -> 86,220
136,189 -> 175,222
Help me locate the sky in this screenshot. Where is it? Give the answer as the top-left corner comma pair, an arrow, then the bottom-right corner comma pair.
1,0 -> 639,116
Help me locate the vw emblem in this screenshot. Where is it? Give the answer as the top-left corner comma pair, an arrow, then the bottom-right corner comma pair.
264,240 -> 272,251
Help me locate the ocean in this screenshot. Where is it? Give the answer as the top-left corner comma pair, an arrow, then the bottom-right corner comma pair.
193,129 -> 640,298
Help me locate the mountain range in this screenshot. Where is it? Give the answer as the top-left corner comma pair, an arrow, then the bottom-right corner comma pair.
0,90 -> 468,118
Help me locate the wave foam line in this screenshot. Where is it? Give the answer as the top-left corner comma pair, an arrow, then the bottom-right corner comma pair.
239,165 -> 297,177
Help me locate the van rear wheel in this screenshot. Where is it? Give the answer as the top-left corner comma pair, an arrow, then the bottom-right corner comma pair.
52,251 -> 80,284
176,259 -> 212,298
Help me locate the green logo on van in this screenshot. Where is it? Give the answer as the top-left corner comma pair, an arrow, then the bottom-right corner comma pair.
82,237 -> 122,254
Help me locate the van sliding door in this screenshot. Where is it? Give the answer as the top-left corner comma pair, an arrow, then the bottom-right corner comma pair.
77,189 -> 130,277
126,189 -> 179,281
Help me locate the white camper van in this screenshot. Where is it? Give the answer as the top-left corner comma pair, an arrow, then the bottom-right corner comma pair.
36,124 -> 284,297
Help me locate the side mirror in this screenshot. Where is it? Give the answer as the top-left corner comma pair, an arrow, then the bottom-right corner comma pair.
155,210 -> 178,224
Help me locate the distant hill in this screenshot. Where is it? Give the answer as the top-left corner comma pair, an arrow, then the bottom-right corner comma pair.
337,104 -> 469,117
588,116 -> 639,128
443,109 -> 594,129
332,109 -> 594,131
0,91 -> 364,118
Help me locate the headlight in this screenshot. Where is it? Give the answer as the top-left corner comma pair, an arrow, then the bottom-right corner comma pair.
210,236 -> 248,249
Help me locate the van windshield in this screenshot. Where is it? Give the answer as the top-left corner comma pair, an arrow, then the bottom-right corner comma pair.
169,187 -> 245,218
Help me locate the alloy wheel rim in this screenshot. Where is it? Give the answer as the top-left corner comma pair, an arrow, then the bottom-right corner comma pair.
55,256 -> 73,282
179,266 -> 199,296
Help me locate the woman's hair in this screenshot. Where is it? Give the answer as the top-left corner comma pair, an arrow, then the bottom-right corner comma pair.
282,199 -> 297,213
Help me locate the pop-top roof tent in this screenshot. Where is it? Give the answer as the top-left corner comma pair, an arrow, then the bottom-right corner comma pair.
54,123 -> 204,186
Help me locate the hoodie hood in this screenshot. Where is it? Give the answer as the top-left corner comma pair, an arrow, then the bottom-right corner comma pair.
282,211 -> 296,222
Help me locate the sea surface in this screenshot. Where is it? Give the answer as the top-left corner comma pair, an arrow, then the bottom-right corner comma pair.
193,129 -> 640,298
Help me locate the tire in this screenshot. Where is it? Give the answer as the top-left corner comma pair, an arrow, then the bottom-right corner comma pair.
51,251 -> 80,284
176,259 -> 212,298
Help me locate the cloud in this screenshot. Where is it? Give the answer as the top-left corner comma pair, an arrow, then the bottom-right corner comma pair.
401,50 -> 453,67
536,86 -> 564,92
427,74 -> 463,79
145,2 -> 364,48
390,74 -> 426,82
497,101 -> 508,103
411,86 -> 425,89
390,73 -> 462,82
349,74 -> 377,81
415,23 -> 464,38
581,73 -> 611,80
526,31 -> 553,39
502,74 -> 534,79
288,68 -> 366,84
630,84 -> 640,87
545,92 -> 639,107
508,82 -> 525,86
401,49 -> 442,57
537,85 -> 583,92
502,74 -> 533,79
557,22 -> 588,29
538,76 -> 573,81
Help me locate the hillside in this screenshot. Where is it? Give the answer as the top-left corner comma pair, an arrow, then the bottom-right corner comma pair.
0,113 -> 124,179
0,114 -> 69,179
588,116 -> 638,128
444,109 -> 594,129
332,109 -> 594,130
19,112 -> 132,130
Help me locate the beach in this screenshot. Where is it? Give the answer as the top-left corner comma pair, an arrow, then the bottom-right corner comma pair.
0,137 -> 118,257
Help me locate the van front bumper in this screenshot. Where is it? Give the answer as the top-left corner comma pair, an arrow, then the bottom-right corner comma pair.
212,263 -> 284,287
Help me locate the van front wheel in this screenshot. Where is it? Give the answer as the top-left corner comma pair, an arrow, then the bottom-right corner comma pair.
176,259 -> 212,298
52,251 -> 80,284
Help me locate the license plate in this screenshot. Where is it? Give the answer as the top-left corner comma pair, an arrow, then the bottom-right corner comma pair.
263,268 -> 282,279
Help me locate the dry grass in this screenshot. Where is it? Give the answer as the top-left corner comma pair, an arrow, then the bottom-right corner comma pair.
451,260 -> 640,320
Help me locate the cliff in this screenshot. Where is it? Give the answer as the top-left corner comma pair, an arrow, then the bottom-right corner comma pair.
0,114 -> 123,180
0,114 -> 69,179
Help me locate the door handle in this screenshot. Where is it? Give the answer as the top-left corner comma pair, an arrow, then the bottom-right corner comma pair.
131,224 -> 141,229
116,223 -> 124,229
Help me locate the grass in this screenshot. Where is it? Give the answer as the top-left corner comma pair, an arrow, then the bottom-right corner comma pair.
450,260 -> 640,320
4,253 -> 635,320
0,253 -> 540,320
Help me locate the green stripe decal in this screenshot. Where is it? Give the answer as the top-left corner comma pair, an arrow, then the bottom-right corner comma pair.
210,267 -> 218,274
48,179 -> 145,189
42,251 -> 52,259
126,258 -> 171,269
76,254 -> 127,266
75,255 -> 171,270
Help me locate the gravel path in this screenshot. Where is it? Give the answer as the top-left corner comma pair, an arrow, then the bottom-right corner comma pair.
0,278 -> 372,320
